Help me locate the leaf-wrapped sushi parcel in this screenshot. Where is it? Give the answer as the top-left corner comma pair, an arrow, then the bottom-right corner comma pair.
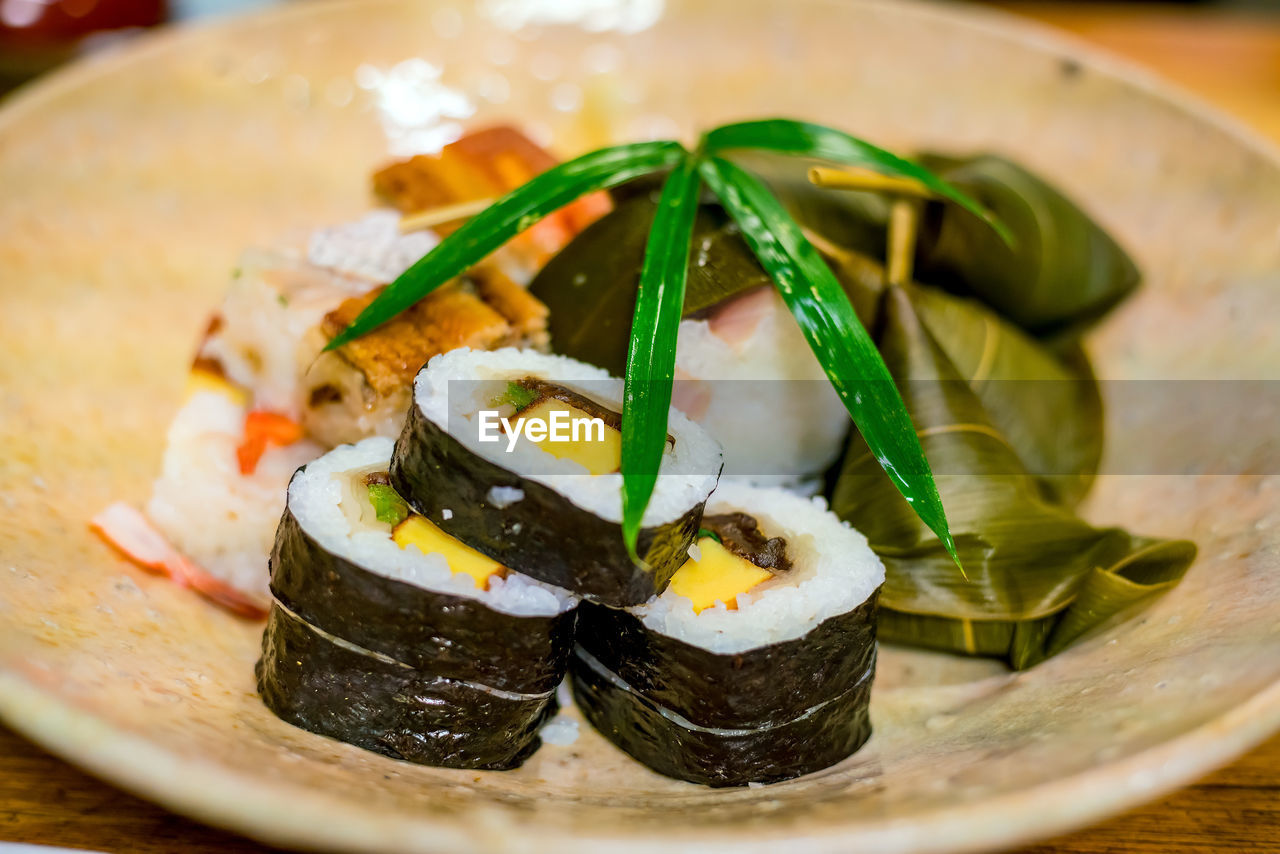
257,437 -> 577,769
389,348 -> 723,606
752,150 -> 1142,343
572,483 -> 882,786
913,153 -> 1141,342
805,155 -> 1193,668
830,286 -> 1195,670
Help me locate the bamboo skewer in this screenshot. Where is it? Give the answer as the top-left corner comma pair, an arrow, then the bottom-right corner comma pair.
398,196 -> 496,233
807,165 -> 928,286
886,199 -> 920,287
807,166 -> 937,200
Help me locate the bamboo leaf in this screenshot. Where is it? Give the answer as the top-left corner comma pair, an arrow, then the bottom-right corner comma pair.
831,285 -> 1195,669
907,283 -> 1104,508
698,154 -> 960,566
702,119 -> 1013,246
327,140 -> 688,350
621,153 -> 703,556
915,153 -> 1139,339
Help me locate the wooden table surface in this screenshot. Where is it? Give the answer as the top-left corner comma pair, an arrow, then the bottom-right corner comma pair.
2,3 -> 1279,853
1000,2 -> 1280,144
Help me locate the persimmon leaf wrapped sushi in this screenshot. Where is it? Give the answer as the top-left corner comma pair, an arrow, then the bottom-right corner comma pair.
572,483 -> 883,786
257,437 -> 576,770
390,348 -> 723,606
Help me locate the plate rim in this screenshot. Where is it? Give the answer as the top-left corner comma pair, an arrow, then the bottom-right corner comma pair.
3,670 -> 1278,854
2,0 -> 1279,165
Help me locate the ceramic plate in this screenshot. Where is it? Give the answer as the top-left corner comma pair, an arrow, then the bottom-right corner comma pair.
1,1 -> 1279,852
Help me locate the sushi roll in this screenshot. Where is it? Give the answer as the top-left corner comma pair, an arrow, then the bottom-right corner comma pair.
390,348 -> 723,606
257,437 -> 576,770
571,483 -> 883,786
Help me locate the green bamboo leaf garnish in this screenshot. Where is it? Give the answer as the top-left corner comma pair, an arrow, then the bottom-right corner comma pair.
329,119 -> 1006,568
698,154 -> 961,568
620,153 -> 703,558
326,140 -> 687,350
704,119 -> 1014,246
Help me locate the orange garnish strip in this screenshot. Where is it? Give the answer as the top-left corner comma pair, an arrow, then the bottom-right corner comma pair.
235,410 -> 304,476
89,503 -> 266,619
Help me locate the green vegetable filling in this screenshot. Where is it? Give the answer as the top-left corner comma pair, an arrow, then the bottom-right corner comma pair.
367,483 -> 410,526
494,380 -> 539,412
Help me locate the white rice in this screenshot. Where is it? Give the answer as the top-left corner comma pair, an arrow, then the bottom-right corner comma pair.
146,391 -> 322,603
199,247 -> 376,420
307,211 -> 441,284
674,286 -> 851,488
633,482 -> 883,654
486,485 -> 525,508
414,348 -> 723,528
539,716 -> 580,746
290,437 -> 575,617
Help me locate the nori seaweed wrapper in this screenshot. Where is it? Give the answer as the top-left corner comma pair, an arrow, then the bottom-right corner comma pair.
391,400 -> 705,606
575,594 -> 877,727
572,583 -> 879,786
257,604 -> 556,770
571,645 -> 874,787
269,499 -> 575,693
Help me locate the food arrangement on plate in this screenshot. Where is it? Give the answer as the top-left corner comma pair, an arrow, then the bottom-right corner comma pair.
4,0 -> 1280,849
89,119 -> 1196,786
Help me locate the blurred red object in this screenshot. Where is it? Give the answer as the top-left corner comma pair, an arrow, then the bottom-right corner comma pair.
0,0 -> 165,43
0,0 -> 168,91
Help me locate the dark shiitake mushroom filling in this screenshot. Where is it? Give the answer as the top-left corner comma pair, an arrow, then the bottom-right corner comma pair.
700,512 -> 792,573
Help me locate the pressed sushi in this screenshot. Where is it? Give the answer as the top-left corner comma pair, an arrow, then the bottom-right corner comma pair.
532,196 -> 851,489
134,127 -> 605,606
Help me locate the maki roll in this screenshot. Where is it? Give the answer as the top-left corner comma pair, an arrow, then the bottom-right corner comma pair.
257,437 -> 576,770
390,348 -> 723,606
572,483 -> 883,786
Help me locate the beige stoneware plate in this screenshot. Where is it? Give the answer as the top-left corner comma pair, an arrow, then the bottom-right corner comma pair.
1,1 -> 1279,852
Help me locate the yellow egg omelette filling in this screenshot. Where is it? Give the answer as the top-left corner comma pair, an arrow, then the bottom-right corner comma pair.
391,515 -> 508,591
518,397 -> 622,476
185,367 -> 248,407
667,537 -> 774,613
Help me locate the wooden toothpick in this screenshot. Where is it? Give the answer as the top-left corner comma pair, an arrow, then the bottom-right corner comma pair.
808,166 -> 937,200
398,196 -> 496,233
808,165 -> 928,286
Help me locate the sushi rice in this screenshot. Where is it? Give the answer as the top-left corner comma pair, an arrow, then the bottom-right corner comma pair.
634,481 -> 884,652
414,347 -> 722,528
287,436 -> 574,617
674,286 -> 851,489
146,390 -> 320,603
